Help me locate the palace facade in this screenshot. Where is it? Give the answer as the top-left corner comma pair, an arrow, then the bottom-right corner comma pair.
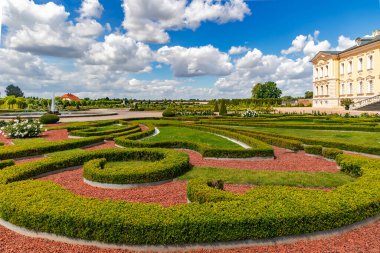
311,31 -> 380,109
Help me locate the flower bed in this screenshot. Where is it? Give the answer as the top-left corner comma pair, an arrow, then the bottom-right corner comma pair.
0,120 -> 42,138
0,152 -> 378,245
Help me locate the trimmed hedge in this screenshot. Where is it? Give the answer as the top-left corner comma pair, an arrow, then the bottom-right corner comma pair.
0,153 -> 378,245
0,136 -> 104,160
323,148 -> 343,160
83,149 -> 190,184
199,124 -> 303,151
40,114 -> 59,124
115,124 -> 274,158
0,159 -> 15,170
304,145 -> 323,155
70,124 -> 140,137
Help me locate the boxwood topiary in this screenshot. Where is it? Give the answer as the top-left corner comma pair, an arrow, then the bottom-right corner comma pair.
322,148 -> 343,160
40,114 -> 60,124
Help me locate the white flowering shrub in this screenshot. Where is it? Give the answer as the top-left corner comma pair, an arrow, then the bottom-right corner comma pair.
242,109 -> 258,118
0,120 -> 42,138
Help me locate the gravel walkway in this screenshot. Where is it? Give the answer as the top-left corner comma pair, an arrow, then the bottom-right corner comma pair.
42,129 -> 69,141
183,147 -> 339,173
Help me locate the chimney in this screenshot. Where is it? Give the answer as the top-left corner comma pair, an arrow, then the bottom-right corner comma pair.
372,30 -> 380,37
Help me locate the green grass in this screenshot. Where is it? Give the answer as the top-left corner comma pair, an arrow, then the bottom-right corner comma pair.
236,126 -> 380,148
144,126 -> 242,149
179,167 -> 355,188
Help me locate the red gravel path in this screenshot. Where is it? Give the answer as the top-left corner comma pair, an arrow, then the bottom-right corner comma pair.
139,124 -> 149,131
82,140 -> 117,150
38,168 -> 187,207
0,134 -> 13,145
183,147 -> 339,173
0,215 -> 379,252
42,129 -> 69,141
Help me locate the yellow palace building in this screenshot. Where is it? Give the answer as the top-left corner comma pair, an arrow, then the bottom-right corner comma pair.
311,31 -> 380,110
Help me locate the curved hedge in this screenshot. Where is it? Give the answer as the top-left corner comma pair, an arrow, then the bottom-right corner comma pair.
70,124 -> 140,137
0,137 -> 104,160
0,153 -> 379,245
83,149 -> 190,184
115,124 -> 274,158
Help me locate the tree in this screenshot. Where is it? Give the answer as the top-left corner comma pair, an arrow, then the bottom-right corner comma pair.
305,91 -> 313,99
213,100 -> 219,112
5,84 -> 24,97
6,97 -> 17,109
219,100 -> 227,115
251,82 -> 282,99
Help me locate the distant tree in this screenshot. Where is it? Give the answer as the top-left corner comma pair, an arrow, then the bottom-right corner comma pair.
251,82 -> 282,99
5,84 -> 24,97
16,98 -> 27,109
213,100 -> 219,112
219,100 -> 227,115
6,97 -> 17,109
304,91 -> 313,99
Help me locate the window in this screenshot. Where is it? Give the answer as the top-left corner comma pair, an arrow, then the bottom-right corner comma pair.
321,86 -> 324,96
341,83 -> 345,95
325,65 -> 329,77
348,61 -> 353,73
368,55 -> 373,69
316,87 -> 319,96
358,81 -> 363,94
349,83 -> 353,94
315,68 -> 318,79
326,85 -> 329,96
368,80 -> 374,93
320,67 -> 323,78
358,58 -> 363,71
340,63 -> 345,74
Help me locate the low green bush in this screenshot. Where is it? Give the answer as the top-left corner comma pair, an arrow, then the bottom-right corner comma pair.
0,159 -> 15,170
83,149 -> 189,184
323,148 -> 343,160
70,124 -> 140,137
304,145 -> 323,155
0,136 -> 104,160
162,109 -> 176,117
40,114 -> 60,124
0,153 -> 378,245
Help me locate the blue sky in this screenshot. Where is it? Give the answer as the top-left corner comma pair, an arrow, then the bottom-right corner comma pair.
0,0 -> 379,99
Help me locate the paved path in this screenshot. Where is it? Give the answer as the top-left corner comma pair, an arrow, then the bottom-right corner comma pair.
59,109 -> 162,122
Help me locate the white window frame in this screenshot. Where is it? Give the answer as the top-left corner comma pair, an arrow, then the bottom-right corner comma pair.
340,63 -> 345,74
325,65 -> 329,77
315,68 -> 318,79
321,86 -> 324,96
368,80 -> 374,93
358,58 -> 363,71
341,83 -> 345,95
316,86 -> 319,96
349,83 -> 353,94
358,81 -> 363,94
326,85 -> 329,96
348,61 -> 353,73
367,55 -> 373,70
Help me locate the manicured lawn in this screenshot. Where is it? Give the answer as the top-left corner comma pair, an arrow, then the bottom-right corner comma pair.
144,126 -> 242,149
12,138 -> 48,146
236,126 -> 380,148
180,167 -> 354,188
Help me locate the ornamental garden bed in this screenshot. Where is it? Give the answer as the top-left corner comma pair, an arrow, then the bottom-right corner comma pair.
0,116 -> 379,251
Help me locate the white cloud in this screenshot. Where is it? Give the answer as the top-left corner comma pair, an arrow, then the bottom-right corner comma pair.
335,35 -> 356,51
157,45 -> 233,77
122,0 -> 251,43
228,46 -> 250,55
2,0 -> 104,58
282,31 -> 356,57
80,34 -> 154,72
79,0 -> 104,19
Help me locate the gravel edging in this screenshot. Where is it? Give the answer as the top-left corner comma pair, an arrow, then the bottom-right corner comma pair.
0,214 -> 379,252
83,178 -> 174,189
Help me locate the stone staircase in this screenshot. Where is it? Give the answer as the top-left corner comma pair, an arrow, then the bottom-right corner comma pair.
351,95 -> 380,111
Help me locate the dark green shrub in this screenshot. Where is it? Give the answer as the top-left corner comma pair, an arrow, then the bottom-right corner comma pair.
219,100 -> 227,115
162,109 -> 176,117
323,148 -> 343,160
40,114 -> 59,124
207,180 -> 224,190
304,145 -> 323,155
0,160 -> 15,170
